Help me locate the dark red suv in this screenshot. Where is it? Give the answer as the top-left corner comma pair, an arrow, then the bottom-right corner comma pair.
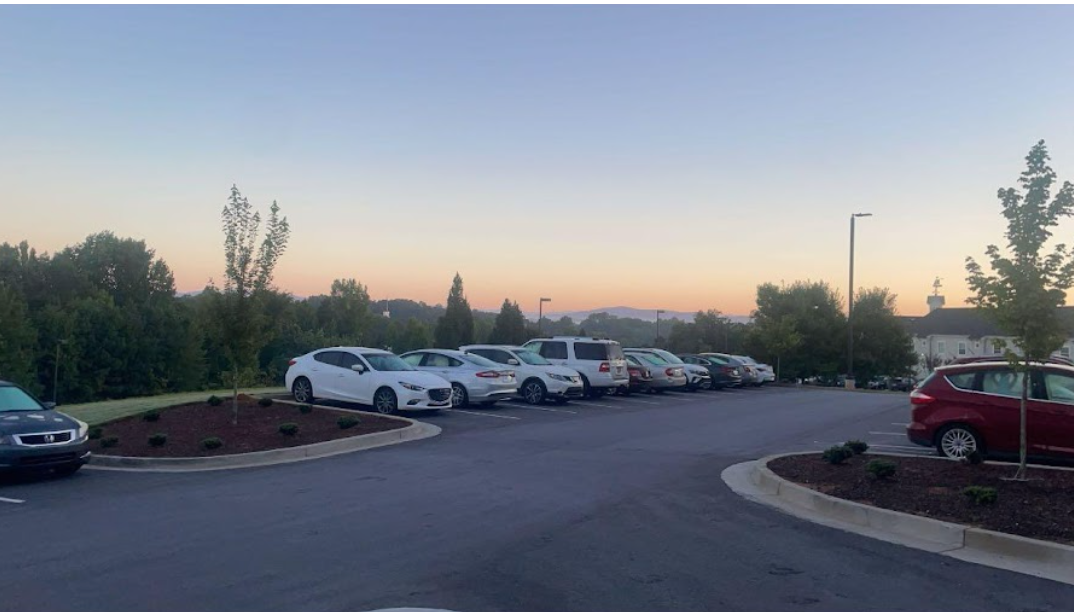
908,361 -> 1074,460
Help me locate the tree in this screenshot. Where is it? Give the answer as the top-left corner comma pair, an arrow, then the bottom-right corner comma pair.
397,318 -> 433,353
489,299 -> 527,345
433,273 -> 474,348
317,279 -> 372,343
0,283 -> 37,390
753,281 -> 846,380
966,140 -> 1074,479
214,185 -> 291,423
845,288 -> 915,383
752,315 -> 802,381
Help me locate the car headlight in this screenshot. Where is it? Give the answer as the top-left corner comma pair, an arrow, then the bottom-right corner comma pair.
75,419 -> 89,441
546,373 -> 569,382
399,382 -> 425,392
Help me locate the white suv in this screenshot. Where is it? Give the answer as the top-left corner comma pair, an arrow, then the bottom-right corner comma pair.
461,344 -> 585,405
522,337 -> 629,398
285,347 -> 452,414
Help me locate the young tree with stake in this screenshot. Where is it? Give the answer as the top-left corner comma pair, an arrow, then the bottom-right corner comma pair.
965,140 -> 1074,480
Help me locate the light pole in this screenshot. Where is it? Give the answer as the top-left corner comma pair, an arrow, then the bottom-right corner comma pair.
538,297 -> 551,335
655,309 -> 665,347
53,339 -> 67,405
847,212 -> 873,388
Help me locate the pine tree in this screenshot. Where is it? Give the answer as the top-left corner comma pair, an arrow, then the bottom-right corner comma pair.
489,299 -> 527,345
434,273 -> 474,348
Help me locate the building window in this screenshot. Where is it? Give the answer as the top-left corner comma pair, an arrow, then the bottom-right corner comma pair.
958,341 -> 968,356
937,340 -> 946,355
1062,346 -> 1071,359
990,340 -> 1003,355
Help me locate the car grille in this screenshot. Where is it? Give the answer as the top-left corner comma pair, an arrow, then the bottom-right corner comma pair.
20,452 -> 78,466
428,388 -> 451,402
16,430 -> 73,446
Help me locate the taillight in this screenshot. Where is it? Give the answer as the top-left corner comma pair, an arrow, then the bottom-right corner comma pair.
476,371 -> 500,378
910,390 -> 934,405
288,359 -> 297,366
721,366 -> 733,374
666,368 -> 676,377
599,362 -> 610,373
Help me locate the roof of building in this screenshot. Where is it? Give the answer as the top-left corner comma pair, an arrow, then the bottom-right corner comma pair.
902,306 -> 1074,339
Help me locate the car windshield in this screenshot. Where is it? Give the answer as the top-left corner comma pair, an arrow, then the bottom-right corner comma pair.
514,350 -> 551,366
459,353 -> 501,368
363,354 -> 414,372
0,386 -> 44,412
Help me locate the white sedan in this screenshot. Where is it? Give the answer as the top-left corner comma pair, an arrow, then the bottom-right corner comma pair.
461,344 -> 585,404
285,347 -> 452,414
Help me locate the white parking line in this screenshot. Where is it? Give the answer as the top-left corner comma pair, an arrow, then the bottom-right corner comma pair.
580,402 -> 625,409
613,397 -> 660,405
654,394 -> 695,401
509,404 -> 578,414
446,409 -> 522,420
891,423 -> 909,427
868,431 -> 906,436
0,496 -> 26,504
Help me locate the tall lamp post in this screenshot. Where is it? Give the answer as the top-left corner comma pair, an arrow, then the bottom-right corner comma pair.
53,339 -> 67,405
847,212 -> 873,389
655,309 -> 666,347
538,297 -> 552,335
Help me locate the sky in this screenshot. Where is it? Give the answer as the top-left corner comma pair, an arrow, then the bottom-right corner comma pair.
3,5 -> 1074,316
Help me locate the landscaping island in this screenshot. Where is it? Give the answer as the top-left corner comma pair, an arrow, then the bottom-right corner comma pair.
90,395 -> 407,458
768,452 -> 1074,546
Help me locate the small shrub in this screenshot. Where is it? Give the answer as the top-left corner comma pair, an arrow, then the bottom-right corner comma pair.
100,436 -> 119,449
298,403 -> 313,415
822,445 -> 854,465
88,427 -> 103,440
208,395 -> 223,406
257,397 -> 274,407
278,422 -> 299,436
201,437 -> 224,450
963,485 -> 998,506
142,410 -> 161,422
845,440 -> 869,455
148,433 -> 168,448
866,459 -> 897,480
337,416 -> 360,430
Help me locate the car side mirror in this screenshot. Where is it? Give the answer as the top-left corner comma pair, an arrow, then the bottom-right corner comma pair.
42,401 -> 56,410
351,364 -> 366,374
508,359 -> 519,366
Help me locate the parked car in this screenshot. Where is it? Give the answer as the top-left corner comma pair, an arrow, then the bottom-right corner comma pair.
699,353 -> 750,387
460,344 -> 584,405
523,337 -> 629,398
400,349 -> 518,407
620,362 -> 654,395
908,361 -> 1074,460
0,381 -> 91,476
680,354 -> 742,389
626,348 -> 711,391
286,347 -> 452,414
734,355 -> 766,386
624,351 -> 687,392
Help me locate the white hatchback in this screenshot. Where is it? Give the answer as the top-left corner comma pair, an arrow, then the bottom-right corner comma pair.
285,347 -> 452,414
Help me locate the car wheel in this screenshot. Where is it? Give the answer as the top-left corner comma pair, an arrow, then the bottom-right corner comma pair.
373,388 -> 398,415
292,377 -> 314,403
451,383 -> 469,408
937,424 -> 983,459
522,379 -> 546,405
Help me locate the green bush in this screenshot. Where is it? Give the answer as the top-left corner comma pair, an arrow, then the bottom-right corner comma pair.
278,423 -> 299,436
822,445 -> 854,465
298,404 -> 313,415
100,436 -> 119,449
208,395 -> 223,406
148,433 -> 168,448
88,427 -> 103,440
963,486 -> 998,506
866,459 -> 896,480
142,410 -> 161,422
257,397 -> 274,407
201,437 -> 224,450
845,440 -> 869,455
337,416 -> 360,430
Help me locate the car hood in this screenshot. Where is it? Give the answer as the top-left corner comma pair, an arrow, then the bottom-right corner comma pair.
0,410 -> 80,435
400,371 -> 453,389
539,365 -> 582,378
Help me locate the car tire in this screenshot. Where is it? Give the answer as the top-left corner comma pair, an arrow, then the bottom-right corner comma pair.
522,379 -> 546,405
936,424 -> 984,459
373,387 -> 398,415
451,383 -> 469,408
292,377 -> 315,403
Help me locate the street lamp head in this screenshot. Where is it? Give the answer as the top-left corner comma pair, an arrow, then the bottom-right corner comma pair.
852,212 -> 873,218
540,297 -> 552,303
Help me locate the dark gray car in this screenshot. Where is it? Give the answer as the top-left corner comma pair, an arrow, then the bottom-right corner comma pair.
0,381 -> 91,476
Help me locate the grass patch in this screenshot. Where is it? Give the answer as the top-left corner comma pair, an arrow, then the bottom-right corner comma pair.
60,387 -> 285,426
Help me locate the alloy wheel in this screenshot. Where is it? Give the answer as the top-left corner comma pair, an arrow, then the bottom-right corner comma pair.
293,379 -> 312,403
940,427 -> 977,458
451,384 -> 467,408
374,389 -> 397,414
523,381 -> 544,404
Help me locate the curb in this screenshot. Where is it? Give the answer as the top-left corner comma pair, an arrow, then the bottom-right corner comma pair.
88,406 -> 440,472
724,452 -> 1074,586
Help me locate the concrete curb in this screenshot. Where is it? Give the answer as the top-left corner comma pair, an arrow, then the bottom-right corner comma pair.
723,451 -> 1074,586
88,405 -> 440,473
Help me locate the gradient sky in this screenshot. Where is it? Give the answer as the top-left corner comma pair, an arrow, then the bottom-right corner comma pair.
3,5 -> 1074,316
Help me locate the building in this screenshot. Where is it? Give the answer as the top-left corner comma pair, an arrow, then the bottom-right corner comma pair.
901,286 -> 1074,378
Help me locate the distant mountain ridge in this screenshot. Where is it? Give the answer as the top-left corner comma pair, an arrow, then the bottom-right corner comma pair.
525,306 -> 751,324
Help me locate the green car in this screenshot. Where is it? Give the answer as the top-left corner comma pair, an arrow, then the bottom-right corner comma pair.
0,381 -> 91,476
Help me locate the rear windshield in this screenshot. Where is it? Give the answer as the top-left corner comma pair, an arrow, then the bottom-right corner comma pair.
574,342 -> 610,360
0,386 -> 43,412
654,350 -> 684,365
633,353 -> 668,366
459,353 -> 501,368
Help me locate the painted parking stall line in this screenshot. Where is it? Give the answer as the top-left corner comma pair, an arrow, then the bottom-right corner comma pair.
446,409 -> 522,420
868,431 -> 907,436
579,402 -> 625,409
612,397 -> 661,405
506,403 -> 579,414
0,496 -> 26,504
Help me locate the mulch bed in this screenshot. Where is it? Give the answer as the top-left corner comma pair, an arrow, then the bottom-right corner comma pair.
92,396 -> 407,458
769,453 -> 1074,546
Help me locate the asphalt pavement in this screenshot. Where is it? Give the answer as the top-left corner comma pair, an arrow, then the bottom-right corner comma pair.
2,387 -> 1071,612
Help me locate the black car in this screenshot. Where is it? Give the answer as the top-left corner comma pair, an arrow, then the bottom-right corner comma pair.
0,381 -> 91,476
680,354 -> 743,389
